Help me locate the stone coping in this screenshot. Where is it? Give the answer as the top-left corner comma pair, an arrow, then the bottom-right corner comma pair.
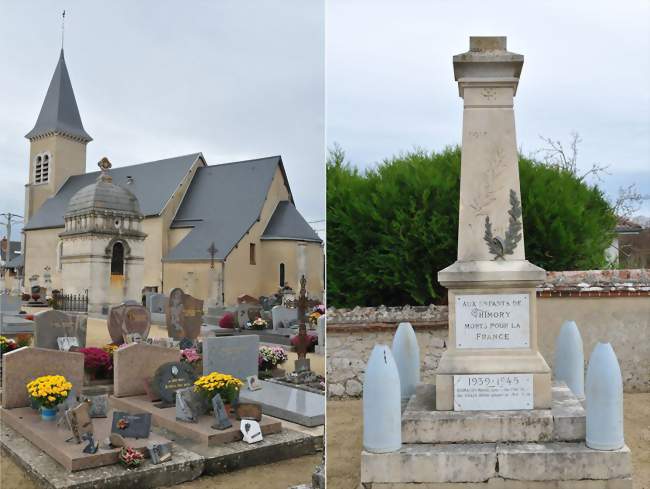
327,321 -> 448,332
1,421 -> 322,488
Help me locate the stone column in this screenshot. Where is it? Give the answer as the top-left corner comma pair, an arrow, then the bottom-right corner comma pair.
435,37 -> 551,410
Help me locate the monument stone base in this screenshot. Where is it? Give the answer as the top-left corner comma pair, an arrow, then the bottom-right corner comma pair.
360,383 -> 632,487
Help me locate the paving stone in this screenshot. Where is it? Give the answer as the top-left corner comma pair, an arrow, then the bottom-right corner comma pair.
497,442 -> 632,481
360,444 -> 497,483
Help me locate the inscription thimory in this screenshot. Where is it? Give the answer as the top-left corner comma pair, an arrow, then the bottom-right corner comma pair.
455,293 -> 529,349
454,373 -> 533,411
483,189 -> 522,259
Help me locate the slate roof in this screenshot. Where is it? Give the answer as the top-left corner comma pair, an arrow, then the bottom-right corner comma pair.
5,254 -> 24,269
166,156 -> 295,261
25,50 -> 92,142
262,201 -> 321,243
1,241 -> 21,262
24,153 -> 203,230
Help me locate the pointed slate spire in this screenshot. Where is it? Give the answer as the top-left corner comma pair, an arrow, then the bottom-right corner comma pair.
25,49 -> 92,142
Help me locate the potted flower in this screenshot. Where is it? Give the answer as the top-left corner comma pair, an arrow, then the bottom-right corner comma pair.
193,372 -> 243,409
290,333 -> 318,352
219,312 -> 235,329
119,446 -> 144,469
247,317 -> 268,330
26,374 -> 73,420
181,347 -> 202,375
79,347 -> 113,381
258,346 -> 289,378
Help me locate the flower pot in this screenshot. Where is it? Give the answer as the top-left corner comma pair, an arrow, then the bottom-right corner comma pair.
40,407 -> 57,421
271,367 -> 286,378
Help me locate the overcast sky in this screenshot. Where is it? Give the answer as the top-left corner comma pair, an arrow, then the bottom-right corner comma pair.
0,0 -> 325,238
326,0 -> 650,216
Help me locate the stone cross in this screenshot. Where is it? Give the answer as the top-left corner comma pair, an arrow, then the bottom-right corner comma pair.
294,275 -> 310,360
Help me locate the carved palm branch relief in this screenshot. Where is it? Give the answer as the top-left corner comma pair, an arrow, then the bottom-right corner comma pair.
483,189 -> 523,260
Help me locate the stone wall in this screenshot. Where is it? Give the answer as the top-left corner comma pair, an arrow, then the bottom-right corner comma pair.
327,273 -> 650,398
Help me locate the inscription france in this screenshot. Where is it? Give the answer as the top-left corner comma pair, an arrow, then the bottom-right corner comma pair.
455,293 -> 530,349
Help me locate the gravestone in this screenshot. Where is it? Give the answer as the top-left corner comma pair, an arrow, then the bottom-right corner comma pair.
152,361 -> 197,406
146,293 -> 167,314
272,305 -> 298,329
211,394 -> 233,430
107,303 -> 151,345
237,302 -> 263,327
0,294 -> 21,314
202,335 -> 259,381
166,288 -> 204,340
111,411 -> 152,439
316,314 -> 325,354
113,343 -> 180,397
1,347 -> 84,409
34,310 -> 87,350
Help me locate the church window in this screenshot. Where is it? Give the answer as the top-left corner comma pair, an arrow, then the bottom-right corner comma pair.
111,242 -> 125,276
250,243 -> 256,265
34,154 -> 50,184
280,263 -> 285,287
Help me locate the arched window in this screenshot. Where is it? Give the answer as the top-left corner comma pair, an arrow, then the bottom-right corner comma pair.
34,154 -> 50,183
111,242 -> 125,276
279,263 -> 285,287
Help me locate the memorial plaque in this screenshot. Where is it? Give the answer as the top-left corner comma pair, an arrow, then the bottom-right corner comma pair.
81,394 -> 109,418
57,337 -> 79,351
67,402 -> 93,443
455,294 -> 530,349
110,411 -> 152,439
211,394 -> 233,430
453,373 -> 533,411
148,442 -> 172,464
175,387 -> 207,423
152,361 -> 197,406
240,419 -> 263,444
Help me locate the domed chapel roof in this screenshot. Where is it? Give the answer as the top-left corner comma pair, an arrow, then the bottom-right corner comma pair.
66,157 -> 141,217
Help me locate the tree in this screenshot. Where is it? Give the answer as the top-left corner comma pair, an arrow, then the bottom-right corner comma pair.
327,146 -> 617,308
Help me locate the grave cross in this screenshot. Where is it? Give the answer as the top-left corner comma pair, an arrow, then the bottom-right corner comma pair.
207,242 -> 218,269
295,275 -> 310,359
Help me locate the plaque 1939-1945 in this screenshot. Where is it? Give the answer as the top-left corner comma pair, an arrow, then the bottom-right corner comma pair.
455,293 -> 530,349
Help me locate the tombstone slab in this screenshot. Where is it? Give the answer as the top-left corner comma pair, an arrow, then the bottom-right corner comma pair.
110,394 -> 282,446
239,380 -> 324,427
202,335 -> 259,381
1,347 -> 84,409
166,288 -> 204,340
107,303 -> 151,345
272,305 -> 298,330
110,411 -> 152,439
146,293 -> 167,315
34,310 -> 87,350
113,343 -> 180,397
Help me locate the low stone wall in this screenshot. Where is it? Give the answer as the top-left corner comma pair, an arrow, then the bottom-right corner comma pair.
327,281 -> 650,398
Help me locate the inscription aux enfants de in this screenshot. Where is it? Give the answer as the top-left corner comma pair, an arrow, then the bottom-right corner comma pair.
455,293 -> 530,348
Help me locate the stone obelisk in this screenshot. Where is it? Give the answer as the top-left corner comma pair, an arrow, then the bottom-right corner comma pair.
435,37 -> 551,410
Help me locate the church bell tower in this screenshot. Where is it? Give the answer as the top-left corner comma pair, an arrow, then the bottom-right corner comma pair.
24,49 -> 92,220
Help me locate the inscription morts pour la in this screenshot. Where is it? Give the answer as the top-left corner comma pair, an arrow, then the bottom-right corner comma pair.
455,293 -> 530,348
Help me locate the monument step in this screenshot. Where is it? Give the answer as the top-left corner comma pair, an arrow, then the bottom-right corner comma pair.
360,477 -> 632,488
403,382 -> 584,444
361,442 -> 631,485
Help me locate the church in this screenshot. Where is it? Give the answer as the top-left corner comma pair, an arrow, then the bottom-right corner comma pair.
20,49 -> 324,313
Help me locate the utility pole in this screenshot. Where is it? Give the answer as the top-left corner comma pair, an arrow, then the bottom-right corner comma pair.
0,213 -> 23,262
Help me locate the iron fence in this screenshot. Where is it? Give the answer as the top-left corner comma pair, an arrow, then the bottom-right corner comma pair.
52,290 -> 88,313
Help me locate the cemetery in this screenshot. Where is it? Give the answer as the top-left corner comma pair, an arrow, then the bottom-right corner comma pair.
0,276 -> 324,488
326,37 -> 649,488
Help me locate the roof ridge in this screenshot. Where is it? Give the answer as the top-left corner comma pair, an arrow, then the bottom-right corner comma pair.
80,153 -> 203,176
204,155 -> 281,168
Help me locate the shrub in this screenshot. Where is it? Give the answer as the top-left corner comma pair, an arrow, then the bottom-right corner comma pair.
327,146 -> 616,307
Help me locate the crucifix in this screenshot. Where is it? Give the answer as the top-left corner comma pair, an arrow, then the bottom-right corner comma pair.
207,242 -> 218,269
294,275 -> 311,364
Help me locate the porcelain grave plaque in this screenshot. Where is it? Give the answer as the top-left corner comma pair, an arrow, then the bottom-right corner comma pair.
455,293 -> 529,349
453,373 -> 533,411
